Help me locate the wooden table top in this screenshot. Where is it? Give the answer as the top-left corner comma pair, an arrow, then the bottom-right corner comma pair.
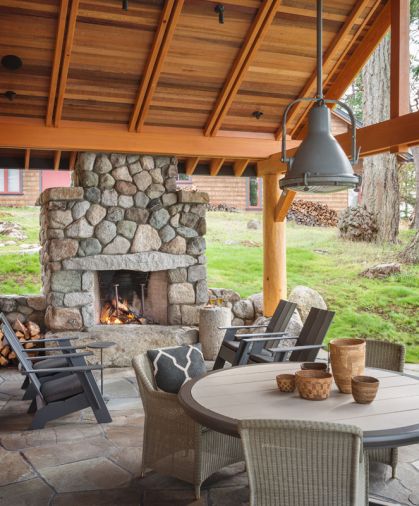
179,363 -> 419,448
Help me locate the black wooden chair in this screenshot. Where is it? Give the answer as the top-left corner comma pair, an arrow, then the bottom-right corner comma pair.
1,320 -> 112,429
213,300 -> 297,369
247,307 -> 335,364
0,313 -> 89,399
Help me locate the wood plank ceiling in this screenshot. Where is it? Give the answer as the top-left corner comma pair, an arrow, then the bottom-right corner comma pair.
0,0 -> 393,173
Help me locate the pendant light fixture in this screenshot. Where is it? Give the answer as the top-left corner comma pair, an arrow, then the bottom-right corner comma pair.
280,0 -> 361,193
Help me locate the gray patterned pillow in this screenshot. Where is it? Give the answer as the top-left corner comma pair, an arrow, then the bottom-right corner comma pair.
147,344 -> 206,394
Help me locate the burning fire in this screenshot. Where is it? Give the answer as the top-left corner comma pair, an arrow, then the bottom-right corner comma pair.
100,298 -> 146,325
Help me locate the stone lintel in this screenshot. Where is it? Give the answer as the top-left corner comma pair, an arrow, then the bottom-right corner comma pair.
38,187 -> 84,205
62,251 -> 197,271
177,190 -> 209,204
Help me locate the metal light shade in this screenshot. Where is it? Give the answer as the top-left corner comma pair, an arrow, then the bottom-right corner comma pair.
280,104 -> 360,193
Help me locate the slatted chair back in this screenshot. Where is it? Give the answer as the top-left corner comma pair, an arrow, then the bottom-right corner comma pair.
0,316 -> 43,398
266,300 -> 297,333
287,308 -> 335,362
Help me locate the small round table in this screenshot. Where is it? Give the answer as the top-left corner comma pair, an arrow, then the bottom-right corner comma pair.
87,341 -> 116,396
179,362 -> 419,448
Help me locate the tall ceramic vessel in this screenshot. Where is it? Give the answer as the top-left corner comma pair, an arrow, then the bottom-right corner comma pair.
330,338 -> 366,393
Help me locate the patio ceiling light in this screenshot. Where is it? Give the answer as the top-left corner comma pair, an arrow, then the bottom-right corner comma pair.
279,0 -> 361,193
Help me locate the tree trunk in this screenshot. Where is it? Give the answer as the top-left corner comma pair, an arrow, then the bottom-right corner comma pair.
412,146 -> 419,229
361,36 -> 400,243
398,230 -> 419,264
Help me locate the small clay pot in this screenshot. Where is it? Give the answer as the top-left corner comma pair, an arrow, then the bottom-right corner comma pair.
295,370 -> 333,401
301,362 -> 327,371
351,376 -> 379,404
276,374 -> 296,393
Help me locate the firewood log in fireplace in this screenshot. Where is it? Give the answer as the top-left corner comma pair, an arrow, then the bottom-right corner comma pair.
0,319 -> 43,366
100,298 -> 148,325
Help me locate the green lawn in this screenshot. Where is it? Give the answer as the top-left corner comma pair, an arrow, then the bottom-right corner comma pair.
1,206 -> 418,362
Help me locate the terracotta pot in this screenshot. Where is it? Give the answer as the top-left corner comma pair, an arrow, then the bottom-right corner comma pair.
351,376 -> 379,404
329,338 -> 366,393
295,370 -> 333,401
276,374 -> 296,393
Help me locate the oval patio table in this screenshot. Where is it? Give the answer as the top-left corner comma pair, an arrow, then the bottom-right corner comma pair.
179,362 -> 419,449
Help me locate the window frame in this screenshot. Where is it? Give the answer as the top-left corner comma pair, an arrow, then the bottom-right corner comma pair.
0,168 -> 23,195
246,176 -> 263,210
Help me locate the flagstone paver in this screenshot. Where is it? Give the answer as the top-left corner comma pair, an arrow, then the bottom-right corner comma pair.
0,366 -> 418,505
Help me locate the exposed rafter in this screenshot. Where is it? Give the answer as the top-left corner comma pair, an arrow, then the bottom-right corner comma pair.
129,0 -> 184,133
24,149 -> 31,170
210,158 -> 225,176
204,0 -> 282,137
54,151 -> 62,171
185,157 -> 200,176
46,0 -> 70,127
275,0 -> 379,140
54,0 -> 79,127
233,159 -> 250,177
325,2 -> 391,103
69,151 -> 77,171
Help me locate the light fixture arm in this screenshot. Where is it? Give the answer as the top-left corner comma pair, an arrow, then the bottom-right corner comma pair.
281,98 -> 359,167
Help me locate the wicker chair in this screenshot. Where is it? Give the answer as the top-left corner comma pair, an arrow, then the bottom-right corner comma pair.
239,419 -> 367,506
365,339 -> 406,479
132,353 -> 243,499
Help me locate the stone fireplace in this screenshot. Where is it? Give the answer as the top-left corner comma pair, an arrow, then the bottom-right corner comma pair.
39,153 -> 209,335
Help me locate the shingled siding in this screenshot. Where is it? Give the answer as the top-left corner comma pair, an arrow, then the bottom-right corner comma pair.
0,171 -> 41,207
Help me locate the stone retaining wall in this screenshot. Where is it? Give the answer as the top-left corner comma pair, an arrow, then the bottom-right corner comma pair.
39,153 -> 209,331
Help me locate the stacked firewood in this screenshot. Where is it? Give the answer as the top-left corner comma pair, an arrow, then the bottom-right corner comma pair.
100,298 -> 147,325
287,200 -> 338,227
0,319 -> 42,366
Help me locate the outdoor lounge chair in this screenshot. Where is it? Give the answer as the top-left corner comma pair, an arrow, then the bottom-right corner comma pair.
0,320 -> 111,429
213,299 -> 297,369
247,307 -> 335,364
365,339 -> 406,479
0,313 -> 90,398
239,419 -> 367,506
132,353 -> 243,499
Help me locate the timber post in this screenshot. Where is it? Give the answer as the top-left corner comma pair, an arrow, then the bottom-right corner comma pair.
262,173 -> 287,317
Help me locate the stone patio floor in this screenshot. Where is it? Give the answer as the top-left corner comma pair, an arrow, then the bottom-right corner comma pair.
0,365 -> 418,506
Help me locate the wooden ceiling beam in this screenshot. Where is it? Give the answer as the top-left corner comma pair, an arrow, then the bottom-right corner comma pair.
210,158 -> 225,176
0,119 -> 289,159
54,0 -> 79,127
129,0 -> 184,133
275,0 -> 378,140
46,0 -> 70,127
204,0 -> 282,137
69,151 -> 77,171
24,149 -> 30,170
233,159 -> 250,177
185,157 -> 200,176
325,2 -> 391,104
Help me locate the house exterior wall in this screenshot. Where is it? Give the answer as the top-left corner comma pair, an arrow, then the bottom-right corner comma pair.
0,170 -> 40,207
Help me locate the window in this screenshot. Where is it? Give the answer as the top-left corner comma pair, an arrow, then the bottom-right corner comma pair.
0,169 -> 23,194
176,174 -> 192,185
246,177 -> 262,209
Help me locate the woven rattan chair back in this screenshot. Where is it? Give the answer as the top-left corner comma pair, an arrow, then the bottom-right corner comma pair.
239,419 -> 365,506
365,339 -> 405,373
365,339 -> 405,478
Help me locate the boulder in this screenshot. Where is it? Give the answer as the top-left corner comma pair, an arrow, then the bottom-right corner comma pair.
94,154 -> 113,174
50,271 -> 82,293
133,171 -> 152,191
247,219 -> 261,230
134,192 -> 149,208
249,293 -> 263,314
187,264 -> 206,283
45,307 -> 83,331
360,263 -> 401,279
72,201 -> 90,220
131,224 -> 162,252
168,283 -> 195,304
288,285 -> 327,322
146,183 -> 165,199
99,173 -> 115,190
118,195 -> 134,209
63,292 -> 93,307
49,239 -> 79,261
150,168 -> 163,183
65,218 -> 94,239
161,235 -> 186,254
84,187 -> 101,203
140,155 -> 154,171
95,220 -> 117,245
112,166 -> 132,182
181,305 -> 201,325
103,236 -> 131,255
210,288 -> 240,304
110,154 -> 126,167
125,208 -> 149,223
79,171 -> 98,188
129,161 -> 142,175
150,208 -> 170,229
26,296 -> 47,311
162,193 -> 177,206
195,280 -> 209,304
107,207 -> 125,222
117,220 -> 137,239
101,189 -> 118,207
79,238 -> 102,256
77,153 -> 96,171
47,210 -> 73,229
177,226 -> 198,238
232,299 -> 255,320
168,268 -> 187,283
159,225 -> 176,243
86,204 -> 107,226
115,180 -> 137,196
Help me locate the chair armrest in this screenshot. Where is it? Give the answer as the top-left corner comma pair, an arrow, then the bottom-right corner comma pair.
218,324 -> 267,330
242,335 -> 290,343
20,337 -> 80,343
22,345 -> 86,351
239,331 -> 287,339
27,352 -> 93,360
268,344 -> 326,353
22,365 -> 103,373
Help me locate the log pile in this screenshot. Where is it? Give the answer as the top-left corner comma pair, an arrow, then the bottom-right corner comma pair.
0,319 -> 43,366
207,203 -> 239,213
287,200 -> 338,227
338,206 -> 378,242
100,298 -> 147,325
